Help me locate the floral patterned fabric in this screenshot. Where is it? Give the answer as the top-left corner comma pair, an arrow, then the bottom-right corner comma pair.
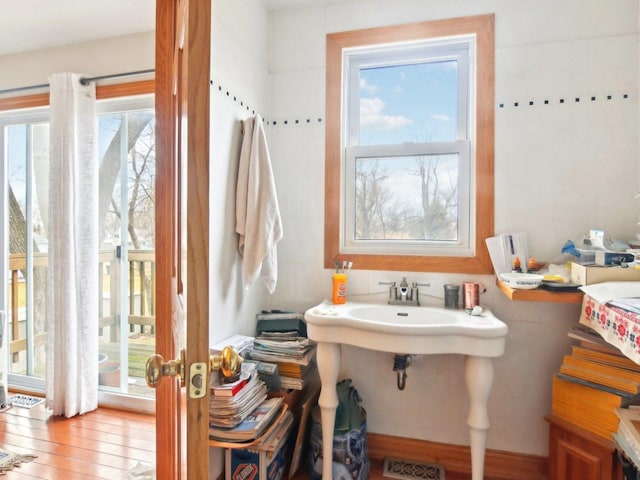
579,294 -> 640,362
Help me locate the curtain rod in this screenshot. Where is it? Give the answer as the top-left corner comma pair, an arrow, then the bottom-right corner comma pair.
0,69 -> 155,96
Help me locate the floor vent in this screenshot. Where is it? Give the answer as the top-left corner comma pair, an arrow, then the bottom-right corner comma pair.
9,394 -> 44,409
383,457 -> 446,480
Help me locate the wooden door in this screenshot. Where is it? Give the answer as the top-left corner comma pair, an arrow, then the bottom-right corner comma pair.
154,0 -> 211,478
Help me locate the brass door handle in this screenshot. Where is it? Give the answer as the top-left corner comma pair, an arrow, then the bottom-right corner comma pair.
189,348 -> 242,398
145,349 -> 185,388
211,346 -> 243,381
145,346 -> 243,393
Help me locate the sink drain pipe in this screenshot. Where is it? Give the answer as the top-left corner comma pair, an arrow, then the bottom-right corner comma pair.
393,354 -> 413,390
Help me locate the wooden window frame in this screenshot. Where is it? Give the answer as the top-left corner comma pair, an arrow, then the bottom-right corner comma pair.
325,14 -> 494,273
0,80 -> 155,112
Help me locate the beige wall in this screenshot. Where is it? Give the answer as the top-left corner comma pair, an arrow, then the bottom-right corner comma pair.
266,0 -> 639,457
0,32 -> 154,92
1,0 -> 638,469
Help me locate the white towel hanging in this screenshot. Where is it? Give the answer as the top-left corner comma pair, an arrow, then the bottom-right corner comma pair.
235,114 -> 283,293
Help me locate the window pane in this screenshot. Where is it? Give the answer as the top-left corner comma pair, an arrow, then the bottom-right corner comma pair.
354,154 -> 459,241
359,61 -> 458,146
7,122 -> 50,378
98,111 -> 156,251
97,109 -> 156,397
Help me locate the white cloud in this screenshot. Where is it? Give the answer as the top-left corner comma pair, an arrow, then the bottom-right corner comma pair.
360,97 -> 385,115
360,97 -> 412,130
359,77 -> 379,95
431,113 -> 451,122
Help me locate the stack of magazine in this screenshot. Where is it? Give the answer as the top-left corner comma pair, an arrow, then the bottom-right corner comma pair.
209,396 -> 284,442
209,362 -> 267,432
250,329 -> 317,391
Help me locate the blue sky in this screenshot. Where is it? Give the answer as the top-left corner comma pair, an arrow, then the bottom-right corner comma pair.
355,59 -> 461,239
358,60 -> 458,145
7,118 -> 115,206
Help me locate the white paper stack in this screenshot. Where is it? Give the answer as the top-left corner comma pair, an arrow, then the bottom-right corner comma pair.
210,334 -> 255,358
485,232 -> 529,277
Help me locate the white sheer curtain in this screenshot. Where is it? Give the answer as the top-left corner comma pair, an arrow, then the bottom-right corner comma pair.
46,73 -> 99,417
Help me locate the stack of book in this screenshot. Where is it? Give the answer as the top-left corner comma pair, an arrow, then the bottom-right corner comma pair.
210,396 -> 284,443
250,333 -> 317,390
275,361 -> 316,390
614,407 -> 640,471
209,362 -> 268,433
552,331 -> 640,439
250,311 -> 317,391
567,323 -> 625,356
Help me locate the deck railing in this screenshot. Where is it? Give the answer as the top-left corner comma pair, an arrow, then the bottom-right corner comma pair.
8,249 -> 156,364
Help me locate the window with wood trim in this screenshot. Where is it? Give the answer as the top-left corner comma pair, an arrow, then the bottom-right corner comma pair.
325,14 -> 495,273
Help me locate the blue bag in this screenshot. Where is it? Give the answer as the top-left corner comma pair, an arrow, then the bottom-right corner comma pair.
307,379 -> 369,480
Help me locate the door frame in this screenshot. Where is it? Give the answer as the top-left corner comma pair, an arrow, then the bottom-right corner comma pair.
155,0 -> 211,478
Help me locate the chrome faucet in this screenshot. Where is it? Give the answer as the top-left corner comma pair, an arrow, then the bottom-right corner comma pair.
379,277 -> 430,306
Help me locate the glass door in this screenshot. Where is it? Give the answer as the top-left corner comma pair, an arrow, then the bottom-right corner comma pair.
97,99 -> 156,401
1,98 -> 156,408
4,116 -> 50,390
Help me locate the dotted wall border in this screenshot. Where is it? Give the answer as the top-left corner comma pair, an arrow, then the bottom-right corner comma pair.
211,79 -> 324,127
269,117 -> 324,127
211,80 -> 634,120
498,92 -> 632,109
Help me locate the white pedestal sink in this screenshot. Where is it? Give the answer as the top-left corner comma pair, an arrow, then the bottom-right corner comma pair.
304,300 -> 508,480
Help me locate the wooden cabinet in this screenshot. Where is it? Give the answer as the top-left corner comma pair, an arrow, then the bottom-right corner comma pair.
547,415 -> 622,480
501,280 -> 625,479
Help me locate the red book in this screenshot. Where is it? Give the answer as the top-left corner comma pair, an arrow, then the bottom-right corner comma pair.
211,378 -> 247,397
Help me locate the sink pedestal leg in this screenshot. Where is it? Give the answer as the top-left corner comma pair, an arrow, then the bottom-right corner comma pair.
464,355 -> 494,480
314,345 -> 495,480
316,341 -> 341,480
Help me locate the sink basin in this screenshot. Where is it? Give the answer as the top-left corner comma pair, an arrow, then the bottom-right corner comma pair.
304,300 -> 508,357
348,304 -> 457,325
304,300 -> 509,480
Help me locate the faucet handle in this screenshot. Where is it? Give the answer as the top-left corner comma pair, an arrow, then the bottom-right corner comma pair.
378,281 -> 396,286
415,283 -> 430,287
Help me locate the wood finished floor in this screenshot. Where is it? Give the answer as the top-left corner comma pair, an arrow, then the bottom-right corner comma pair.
0,400 -> 155,479
0,401 -> 502,480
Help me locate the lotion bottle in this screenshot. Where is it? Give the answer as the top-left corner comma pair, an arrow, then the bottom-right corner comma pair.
332,274 -> 347,304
